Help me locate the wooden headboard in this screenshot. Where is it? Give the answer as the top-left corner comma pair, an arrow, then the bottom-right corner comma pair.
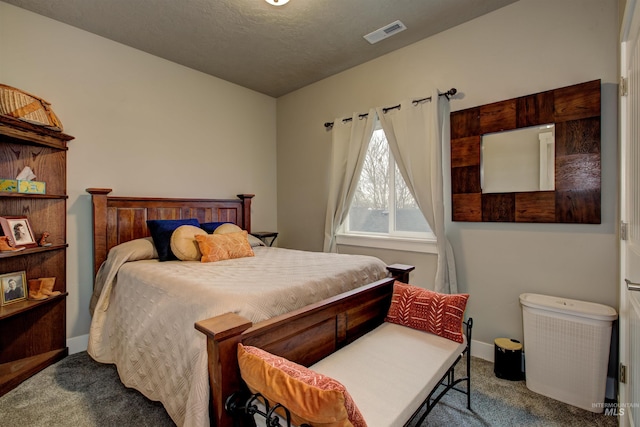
86,188 -> 254,277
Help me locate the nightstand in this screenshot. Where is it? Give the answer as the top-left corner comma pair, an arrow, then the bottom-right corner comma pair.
251,231 -> 278,247
386,264 -> 416,284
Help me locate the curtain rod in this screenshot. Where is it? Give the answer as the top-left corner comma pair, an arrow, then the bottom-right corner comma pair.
323,88 -> 457,130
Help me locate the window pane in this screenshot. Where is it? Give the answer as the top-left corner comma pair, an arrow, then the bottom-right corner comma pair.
346,126 -> 432,237
394,164 -> 431,232
349,130 -> 389,233
348,207 -> 389,233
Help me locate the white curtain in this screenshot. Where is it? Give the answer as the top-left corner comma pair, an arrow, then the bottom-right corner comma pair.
323,109 -> 375,252
376,89 -> 458,293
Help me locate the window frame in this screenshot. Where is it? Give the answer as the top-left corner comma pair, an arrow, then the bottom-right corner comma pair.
337,124 -> 437,253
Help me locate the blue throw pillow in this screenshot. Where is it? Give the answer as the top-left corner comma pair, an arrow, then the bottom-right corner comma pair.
200,221 -> 230,233
147,218 -> 200,261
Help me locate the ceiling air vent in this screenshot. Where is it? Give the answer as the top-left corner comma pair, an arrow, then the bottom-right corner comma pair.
363,20 -> 407,45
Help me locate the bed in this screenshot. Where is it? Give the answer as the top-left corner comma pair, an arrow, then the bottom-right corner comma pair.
85,188 -> 411,427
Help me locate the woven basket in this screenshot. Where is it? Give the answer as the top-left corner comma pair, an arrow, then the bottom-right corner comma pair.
0,84 -> 63,131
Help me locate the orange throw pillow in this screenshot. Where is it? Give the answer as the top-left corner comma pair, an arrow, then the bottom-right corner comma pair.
238,344 -> 367,427
194,231 -> 254,262
385,281 -> 469,343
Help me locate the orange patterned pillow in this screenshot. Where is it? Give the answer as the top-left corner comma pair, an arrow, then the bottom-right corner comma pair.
238,344 -> 367,427
194,231 -> 254,262
385,281 -> 469,343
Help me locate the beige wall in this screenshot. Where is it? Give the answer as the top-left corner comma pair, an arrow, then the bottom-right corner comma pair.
276,0 -> 619,345
0,2 -> 278,341
0,0 -> 619,350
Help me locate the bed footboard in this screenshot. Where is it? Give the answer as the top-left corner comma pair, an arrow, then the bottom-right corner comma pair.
195,276 -> 398,427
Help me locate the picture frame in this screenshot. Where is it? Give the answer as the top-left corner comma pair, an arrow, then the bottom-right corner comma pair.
0,216 -> 37,248
1,270 -> 27,306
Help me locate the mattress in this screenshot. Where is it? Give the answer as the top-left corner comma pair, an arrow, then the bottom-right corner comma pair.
87,240 -> 388,427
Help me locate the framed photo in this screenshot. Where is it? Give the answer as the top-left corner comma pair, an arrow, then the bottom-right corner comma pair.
1,271 -> 27,305
0,216 -> 37,248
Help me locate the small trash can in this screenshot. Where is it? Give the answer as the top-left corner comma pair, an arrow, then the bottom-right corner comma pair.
494,338 -> 524,381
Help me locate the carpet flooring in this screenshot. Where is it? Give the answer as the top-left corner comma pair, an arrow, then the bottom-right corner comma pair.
0,352 -> 618,426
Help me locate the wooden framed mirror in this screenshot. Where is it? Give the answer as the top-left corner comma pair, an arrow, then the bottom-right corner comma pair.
450,80 -> 601,223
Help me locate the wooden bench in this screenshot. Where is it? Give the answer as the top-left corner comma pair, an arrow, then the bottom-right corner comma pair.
196,276 -> 472,427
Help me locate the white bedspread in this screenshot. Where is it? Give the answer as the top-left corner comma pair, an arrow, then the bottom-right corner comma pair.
87,241 -> 387,427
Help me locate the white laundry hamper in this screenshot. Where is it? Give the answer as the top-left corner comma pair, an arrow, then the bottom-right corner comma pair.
520,293 -> 617,413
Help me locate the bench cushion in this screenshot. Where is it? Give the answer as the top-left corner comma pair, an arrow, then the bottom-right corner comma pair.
310,322 -> 466,427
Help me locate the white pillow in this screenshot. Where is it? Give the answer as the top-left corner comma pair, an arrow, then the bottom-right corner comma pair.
170,225 -> 207,261
247,234 -> 266,247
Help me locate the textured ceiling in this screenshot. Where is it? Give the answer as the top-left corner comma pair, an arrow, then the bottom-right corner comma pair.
3,0 -> 519,97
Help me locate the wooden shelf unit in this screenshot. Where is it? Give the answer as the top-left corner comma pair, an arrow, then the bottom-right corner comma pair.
0,115 -> 73,396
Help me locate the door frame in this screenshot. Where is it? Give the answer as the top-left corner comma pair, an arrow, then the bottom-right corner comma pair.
620,0 -> 640,424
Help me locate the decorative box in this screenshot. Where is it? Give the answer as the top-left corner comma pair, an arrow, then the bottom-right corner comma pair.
18,180 -> 46,194
0,179 -> 18,192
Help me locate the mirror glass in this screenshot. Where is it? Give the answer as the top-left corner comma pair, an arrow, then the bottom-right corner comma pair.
481,123 -> 555,194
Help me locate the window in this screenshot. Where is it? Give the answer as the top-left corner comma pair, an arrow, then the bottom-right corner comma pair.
340,124 -> 434,247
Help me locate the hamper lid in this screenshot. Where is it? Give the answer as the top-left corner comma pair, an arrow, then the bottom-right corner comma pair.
519,293 -> 618,321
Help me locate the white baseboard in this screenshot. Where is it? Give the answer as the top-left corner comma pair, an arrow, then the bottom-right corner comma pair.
67,334 -> 89,355
471,339 -> 494,362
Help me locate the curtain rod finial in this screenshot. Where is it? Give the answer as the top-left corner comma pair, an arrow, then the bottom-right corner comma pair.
445,88 -> 457,99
